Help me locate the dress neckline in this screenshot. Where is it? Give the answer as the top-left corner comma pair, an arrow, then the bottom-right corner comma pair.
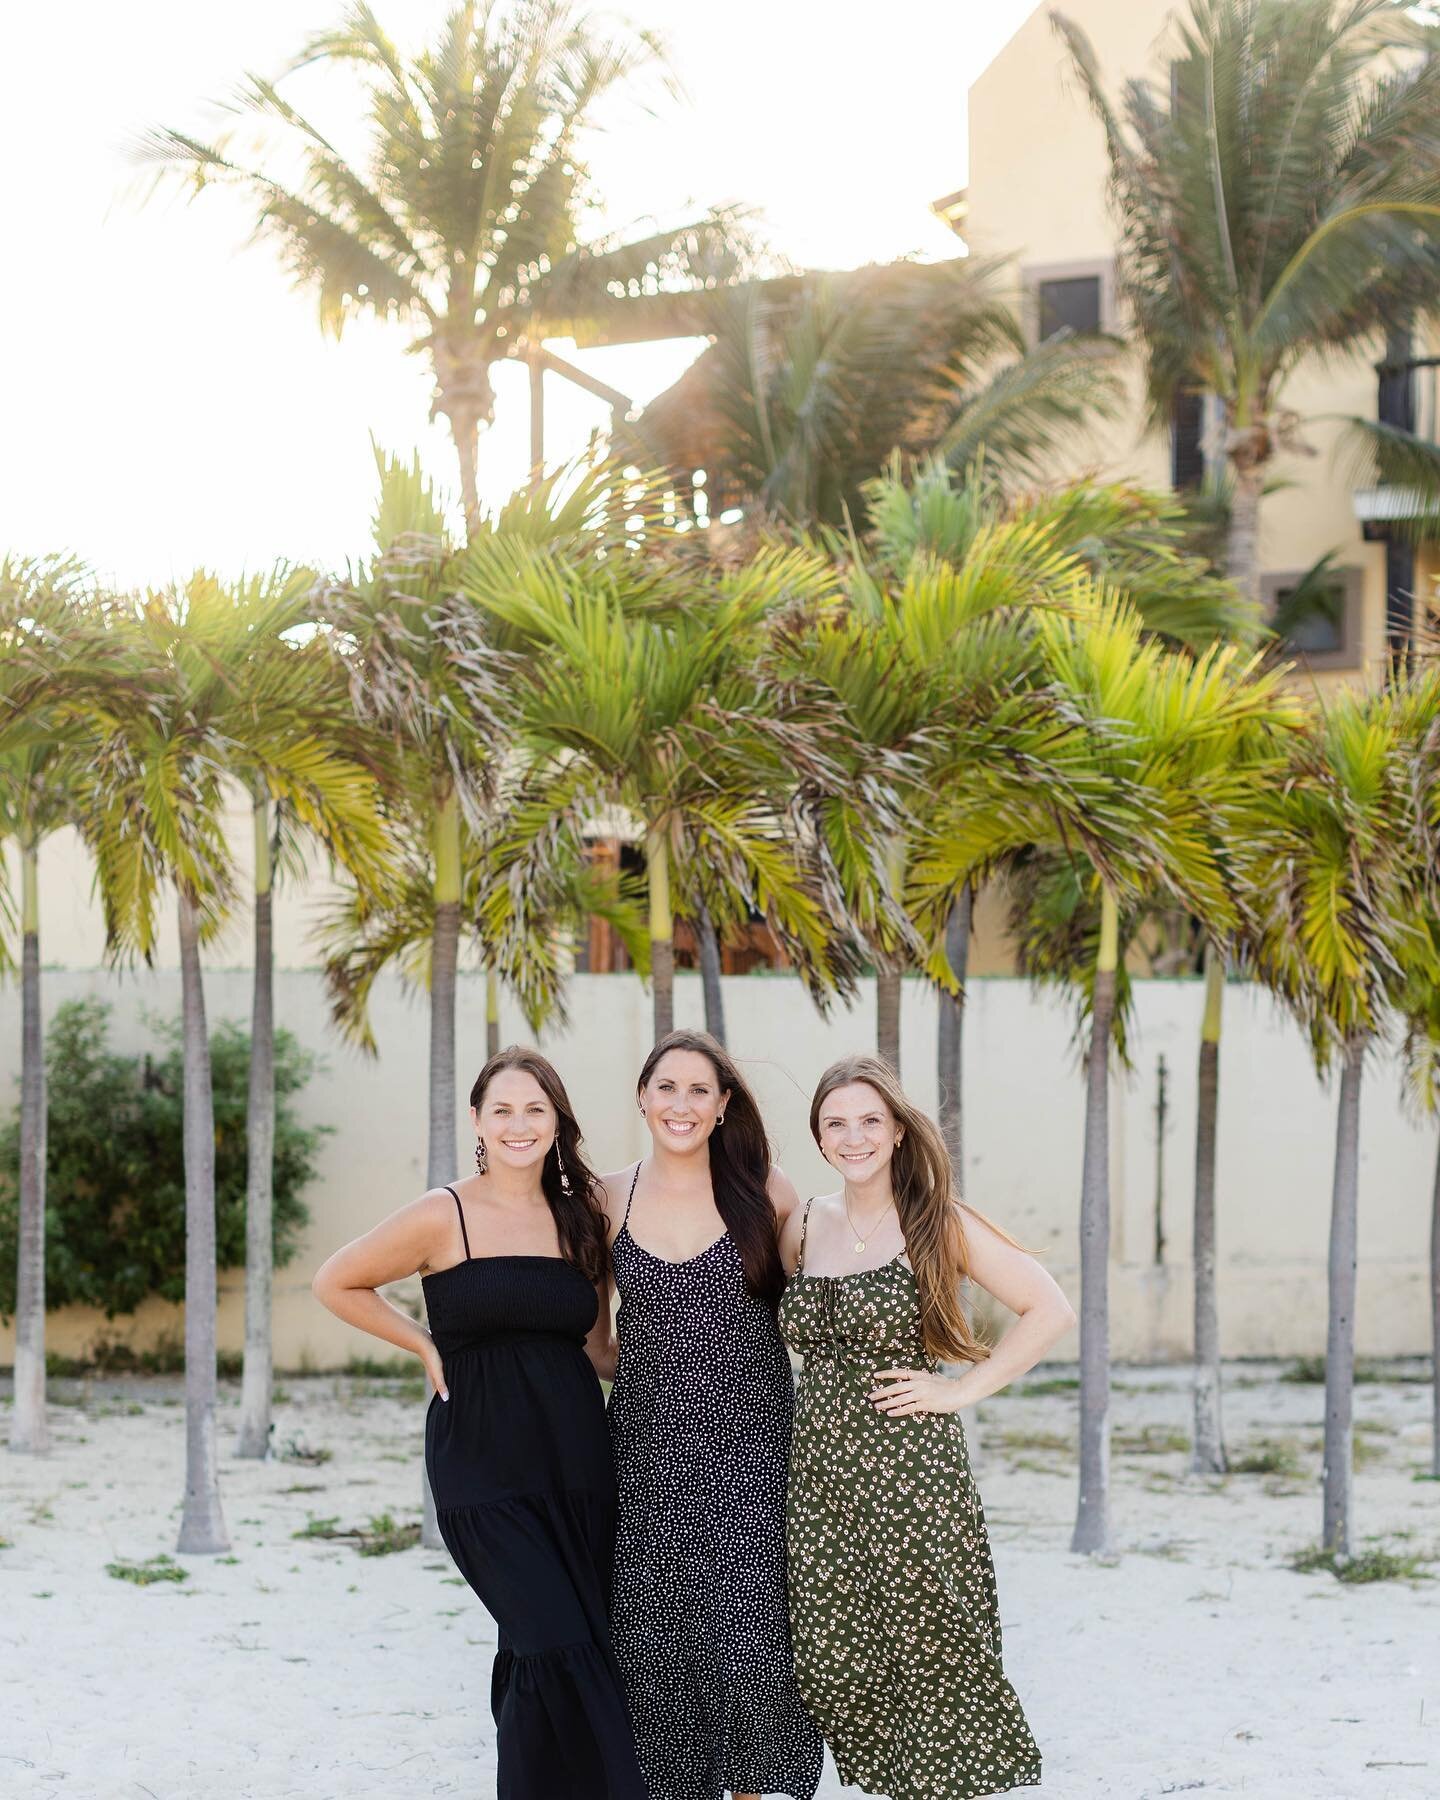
423,1253 -> 583,1281
795,1253 -> 913,1285
618,1222 -> 731,1270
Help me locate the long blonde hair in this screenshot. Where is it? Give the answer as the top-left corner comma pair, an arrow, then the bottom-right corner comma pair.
808,1055 -> 1022,1364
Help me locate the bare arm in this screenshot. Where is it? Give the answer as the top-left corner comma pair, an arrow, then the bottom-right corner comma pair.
767,1165 -> 802,1228
312,1193 -> 451,1399
873,1207 -> 1076,1417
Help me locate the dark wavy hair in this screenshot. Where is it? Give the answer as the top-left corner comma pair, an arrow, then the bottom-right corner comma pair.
470,1046 -> 609,1286
637,1029 -> 785,1310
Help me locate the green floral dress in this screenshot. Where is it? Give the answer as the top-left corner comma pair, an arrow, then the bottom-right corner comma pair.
778,1207 -> 1042,1800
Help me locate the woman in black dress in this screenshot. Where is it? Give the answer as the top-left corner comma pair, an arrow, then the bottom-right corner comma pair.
601,1029 -> 823,1800
312,1046 -> 645,1800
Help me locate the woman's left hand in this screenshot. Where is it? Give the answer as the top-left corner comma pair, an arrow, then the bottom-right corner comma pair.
870,1368 -> 962,1416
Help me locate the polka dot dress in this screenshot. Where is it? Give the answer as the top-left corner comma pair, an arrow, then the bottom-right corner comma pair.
779,1207 -> 1042,1800
607,1172 -> 824,1800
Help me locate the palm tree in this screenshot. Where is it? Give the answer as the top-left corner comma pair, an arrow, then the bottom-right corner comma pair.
229,569 -> 392,1462
1249,672 -> 1440,1553
631,257 -> 1122,536
459,533 -> 856,1039
0,557 -> 116,1455
142,1 -> 746,528
1397,947 -> 1440,1481
88,577 -> 386,1554
1054,0 -> 1440,608
914,598 -> 1297,1552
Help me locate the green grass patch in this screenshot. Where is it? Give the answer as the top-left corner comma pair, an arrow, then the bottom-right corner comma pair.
1281,1356 -> 1424,1386
1015,1376 -> 1080,1397
107,1553 -> 189,1586
277,1435 -> 332,1466
293,1511 -> 420,1557
1230,1438 -> 1303,1478
1114,1425 -> 1190,1456
993,1428 -> 1073,1455
1289,1543 -> 1432,1584
343,1353 -> 413,1378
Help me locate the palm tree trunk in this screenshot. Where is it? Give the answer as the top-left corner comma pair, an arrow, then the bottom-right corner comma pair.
876,966 -> 902,1075
1322,1039 -> 1364,1556
1225,458 -> 1264,613
529,351 -> 545,487
424,788 -> 463,1551
1431,1123 -> 1440,1481
648,825 -> 674,1041
1072,885 -> 1117,1556
10,839 -> 48,1456
1430,1123 -> 1440,1482
237,791 -> 275,1460
937,885 -> 972,1175
1191,944 -> 1227,1475
485,967 -> 500,1060
697,905 -> 726,1046
176,886 -> 229,1554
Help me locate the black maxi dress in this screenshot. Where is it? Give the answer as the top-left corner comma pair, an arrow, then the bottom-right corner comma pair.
423,1186 -> 646,1800
607,1167 -> 824,1800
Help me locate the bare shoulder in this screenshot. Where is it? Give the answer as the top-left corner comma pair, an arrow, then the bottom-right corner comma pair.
766,1163 -> 802,1223
958,1200 -> 1013,1252
599,1161 -> 642,1245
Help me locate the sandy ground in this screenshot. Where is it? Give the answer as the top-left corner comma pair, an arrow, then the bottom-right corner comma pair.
1,1361 -> 1437,1800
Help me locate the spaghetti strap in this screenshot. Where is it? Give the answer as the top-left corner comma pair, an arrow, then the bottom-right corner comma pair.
443,1184 -> 473,1261
798,1196 -> 816,1275
621,1162 -> 641,1233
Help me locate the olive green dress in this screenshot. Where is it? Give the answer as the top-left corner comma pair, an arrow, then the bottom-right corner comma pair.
778,1204 -> 1042,1800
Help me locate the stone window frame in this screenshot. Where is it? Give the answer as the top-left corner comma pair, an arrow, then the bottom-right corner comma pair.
1022,258 -> 1118,346
1260,563 -> 1365,671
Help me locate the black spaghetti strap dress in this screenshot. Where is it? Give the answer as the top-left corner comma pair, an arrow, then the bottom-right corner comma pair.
423,1186 -> 646,1800
607,1165 -> 824,1800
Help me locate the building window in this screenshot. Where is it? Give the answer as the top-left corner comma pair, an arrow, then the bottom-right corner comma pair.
1037,274 -> 1102,341
1170,388 -> 1206,490
1261,564 -> 1362,668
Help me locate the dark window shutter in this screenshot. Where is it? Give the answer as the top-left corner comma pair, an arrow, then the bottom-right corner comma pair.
1037,275 -> 1102,341
1171,388 -> 1205,489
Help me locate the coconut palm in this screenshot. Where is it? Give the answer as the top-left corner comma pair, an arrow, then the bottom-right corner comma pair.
0,558 -> 123,1455
87,577 -> 386,1553
631,258 -> 1123,536
1397,941 -> 1440,1481
913,598 -> 1298,1552
459,533 -> 857,1038
1249,672 -> 1440,1553
228,569 -> 392,1462
142,1 -> 747,528
1055,0 -> 1440,608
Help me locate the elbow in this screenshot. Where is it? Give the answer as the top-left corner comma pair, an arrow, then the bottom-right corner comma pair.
1054,1294 -> 1078,1339
311,1261 -> 338,1313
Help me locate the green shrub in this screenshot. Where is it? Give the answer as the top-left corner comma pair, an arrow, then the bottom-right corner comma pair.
0,999 -> 326,1319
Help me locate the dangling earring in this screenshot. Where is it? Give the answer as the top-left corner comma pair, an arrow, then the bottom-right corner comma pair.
555,1141 -> 573,1197
716,1112 -> 726,1126
475,1137 -> 488,1175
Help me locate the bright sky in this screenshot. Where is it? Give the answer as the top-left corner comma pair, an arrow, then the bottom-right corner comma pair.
2,1 -> 1035,591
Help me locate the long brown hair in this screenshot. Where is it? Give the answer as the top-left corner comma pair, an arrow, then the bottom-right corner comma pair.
638,1029 -> 786,1310
470,1046 -> 609,1286
809,1054 -> 1023,1364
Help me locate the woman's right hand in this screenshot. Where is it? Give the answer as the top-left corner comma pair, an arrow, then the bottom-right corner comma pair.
420,1335 -> 449,1402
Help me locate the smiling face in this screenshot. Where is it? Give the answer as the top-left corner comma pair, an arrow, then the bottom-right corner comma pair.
816,1080 -> 903,1183
639,1048 -> 729,1155
471,1067 -> 557,1173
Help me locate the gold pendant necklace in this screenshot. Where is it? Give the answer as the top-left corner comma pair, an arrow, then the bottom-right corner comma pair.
843,1193 -> 895,1254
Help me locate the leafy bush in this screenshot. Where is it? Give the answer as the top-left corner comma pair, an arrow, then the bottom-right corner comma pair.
0,999 -> 326,1318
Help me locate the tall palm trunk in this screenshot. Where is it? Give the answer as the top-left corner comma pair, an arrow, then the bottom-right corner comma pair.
1225,453 -> 1265,614
1322,1038 -> 1365,1555
648,824 -> 674,1041
1425,1130 -> 1440,1483
1191,944 -> 1227,1475
238,791 -> 276,1460
10,839 -> 48,1456
485,968 -> 500,1060
937,885 -> 972,1175
1431,1124 -> 1440,1481
176,886 -> 229,1554
423,787 -> 463,1551
697,905 -> 726,1046
1072,885 -> 1117,1555
876,965 -> 902,1076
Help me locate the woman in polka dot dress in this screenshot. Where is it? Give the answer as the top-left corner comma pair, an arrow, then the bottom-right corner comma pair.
778,1055 -> 1075,1800
603,1029 -> 824,1800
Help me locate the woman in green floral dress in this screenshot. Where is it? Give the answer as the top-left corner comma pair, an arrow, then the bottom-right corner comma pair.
778,1054 -> 1075,1800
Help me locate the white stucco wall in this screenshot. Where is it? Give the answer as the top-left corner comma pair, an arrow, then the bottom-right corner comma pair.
1,965 -> 1432,1369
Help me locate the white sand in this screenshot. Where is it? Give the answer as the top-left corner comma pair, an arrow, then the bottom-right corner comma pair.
1,1362 -> 1437,1800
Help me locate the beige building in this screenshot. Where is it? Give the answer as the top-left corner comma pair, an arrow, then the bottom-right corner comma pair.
946,0 -> 1439,689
